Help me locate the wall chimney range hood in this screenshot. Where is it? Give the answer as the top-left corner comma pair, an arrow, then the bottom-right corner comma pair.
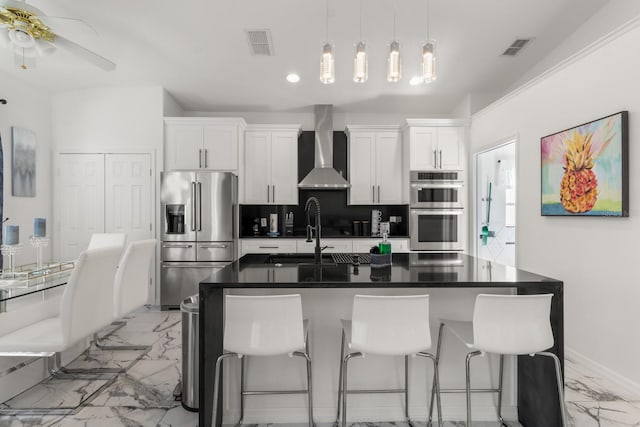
298,105 -> 351,189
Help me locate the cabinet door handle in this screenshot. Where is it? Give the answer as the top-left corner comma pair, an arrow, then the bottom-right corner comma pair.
205,149 -> 208,168
259,246 -> 279,249
199,149 -> 202,168
377,185 -> 381,203
191,181 -> 197,231
272,185 -> 276,202
372,185 -> 375,203
197,182 -> 203,231
439,149 -> 443,169
433,150 -> 437,168
267,184 -> 270,203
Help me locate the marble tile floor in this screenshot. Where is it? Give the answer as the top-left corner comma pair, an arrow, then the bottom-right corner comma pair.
0,307 -> 638,426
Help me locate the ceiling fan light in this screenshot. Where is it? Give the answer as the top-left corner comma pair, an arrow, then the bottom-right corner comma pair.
353,41 -> 368,83
320,42 -> 335,84
422,41 -> 437,83
8,28 -> 35,49
387,41 -> 401,82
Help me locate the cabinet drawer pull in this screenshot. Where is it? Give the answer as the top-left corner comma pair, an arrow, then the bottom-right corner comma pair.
200,244 -> 228,249
259,246 -> 280,249
163,244 -> 193,249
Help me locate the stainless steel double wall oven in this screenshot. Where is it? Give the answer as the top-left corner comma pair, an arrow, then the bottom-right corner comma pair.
409,171 -> 465,251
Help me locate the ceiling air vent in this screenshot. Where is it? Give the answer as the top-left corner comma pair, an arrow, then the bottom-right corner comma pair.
502,38 -> 532,56
245,29 -> 274,56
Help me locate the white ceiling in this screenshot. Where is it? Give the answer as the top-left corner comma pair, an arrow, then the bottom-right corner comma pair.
0,0 -> 611,115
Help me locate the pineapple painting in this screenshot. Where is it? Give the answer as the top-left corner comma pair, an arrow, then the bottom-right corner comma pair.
541,112 -> 628,217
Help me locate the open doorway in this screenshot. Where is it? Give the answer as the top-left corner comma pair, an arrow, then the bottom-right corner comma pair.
475,139 -> 516,266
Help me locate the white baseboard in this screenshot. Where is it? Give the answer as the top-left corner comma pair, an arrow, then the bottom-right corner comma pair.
565,347 -> 640,397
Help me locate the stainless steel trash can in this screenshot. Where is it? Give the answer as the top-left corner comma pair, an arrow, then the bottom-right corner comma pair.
181,294 -> 199,411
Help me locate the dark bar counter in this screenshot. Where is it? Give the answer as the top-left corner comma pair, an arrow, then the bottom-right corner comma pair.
199,253 -> 563,427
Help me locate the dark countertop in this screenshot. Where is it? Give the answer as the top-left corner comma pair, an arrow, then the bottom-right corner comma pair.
201,253 -> 561,288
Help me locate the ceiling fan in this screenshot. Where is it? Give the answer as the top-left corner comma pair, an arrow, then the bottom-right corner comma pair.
0,0 -> 115,71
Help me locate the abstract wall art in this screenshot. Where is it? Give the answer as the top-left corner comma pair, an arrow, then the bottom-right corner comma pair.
11,126 -> 36,197
541,111 -> 628,217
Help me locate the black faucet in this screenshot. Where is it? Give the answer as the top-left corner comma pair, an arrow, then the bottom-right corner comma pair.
304,196 -> 324,264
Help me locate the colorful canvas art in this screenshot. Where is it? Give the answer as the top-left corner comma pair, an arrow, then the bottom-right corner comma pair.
541,111 -> 628,217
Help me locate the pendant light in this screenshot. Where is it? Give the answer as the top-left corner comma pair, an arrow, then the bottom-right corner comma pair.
353,0 -> 368,83
320,0 -> 335,84
387,1 -> 401,82
421,0 -> 436,83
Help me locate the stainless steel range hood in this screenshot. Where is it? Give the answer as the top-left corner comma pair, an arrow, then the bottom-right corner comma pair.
298,105 -> 351,189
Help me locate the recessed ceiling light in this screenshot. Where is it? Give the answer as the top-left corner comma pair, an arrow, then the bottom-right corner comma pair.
409,76 -> 423,86
286,73 -> 301,83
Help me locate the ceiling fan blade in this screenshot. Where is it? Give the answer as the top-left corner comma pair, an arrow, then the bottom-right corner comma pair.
53,34 -> 115,71
39,16 -> 98,36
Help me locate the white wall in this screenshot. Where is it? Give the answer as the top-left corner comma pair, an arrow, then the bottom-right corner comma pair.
51,85 -> 164,302
470,22 -> 640,386
0,72 -> 52,265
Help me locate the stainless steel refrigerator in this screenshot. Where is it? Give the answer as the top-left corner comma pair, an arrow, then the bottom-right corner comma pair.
160,171 -> 237,309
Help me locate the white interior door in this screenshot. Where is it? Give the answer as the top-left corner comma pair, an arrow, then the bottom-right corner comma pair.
105,154 -> 153,241
57,154 -> 105,261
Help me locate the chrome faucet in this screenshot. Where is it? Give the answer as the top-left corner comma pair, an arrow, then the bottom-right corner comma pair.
304,196 -> 324,264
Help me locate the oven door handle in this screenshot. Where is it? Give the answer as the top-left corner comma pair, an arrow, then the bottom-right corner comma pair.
410,182 -> 464,189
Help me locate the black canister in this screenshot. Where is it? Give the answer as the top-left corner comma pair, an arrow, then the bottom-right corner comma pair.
361,220 -> 370,236
352,221 -> 362,236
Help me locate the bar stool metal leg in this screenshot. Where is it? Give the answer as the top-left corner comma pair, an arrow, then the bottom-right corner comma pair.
465,350 -> 483,427
239,355 -> 246,425
405,355 -> 410,425
212,353 -> 237,427
335,329 -> 346,425
497,354 -> 506,426
428,322 -> 445,425
537,351 -> 568,427
417,352 -> 442,427
340,352 -> 363,427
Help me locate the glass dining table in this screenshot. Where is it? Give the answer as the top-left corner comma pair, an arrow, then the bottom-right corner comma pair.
0,262 -> 74,313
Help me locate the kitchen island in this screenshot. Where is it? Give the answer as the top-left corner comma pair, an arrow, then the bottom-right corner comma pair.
199,253 -> 563,427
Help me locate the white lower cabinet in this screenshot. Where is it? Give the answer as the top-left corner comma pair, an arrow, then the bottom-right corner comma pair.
240,238 -> 409,256
240,239 -> 297,256
296,239 -> 353,254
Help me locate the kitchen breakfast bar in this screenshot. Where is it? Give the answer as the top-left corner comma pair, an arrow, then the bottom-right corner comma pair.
199,253 -> 564,427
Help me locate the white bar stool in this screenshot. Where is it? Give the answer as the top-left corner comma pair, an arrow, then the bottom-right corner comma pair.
428,293 -> 567,427
337,294 -> 442,427
211,294 -> 313,427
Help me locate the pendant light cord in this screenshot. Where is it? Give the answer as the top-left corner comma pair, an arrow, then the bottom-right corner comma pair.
326,0 -> 329,43
359,0 -> 363,40
426,0 -> 430,41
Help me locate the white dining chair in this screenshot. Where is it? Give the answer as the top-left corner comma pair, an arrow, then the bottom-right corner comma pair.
96,239 -> 156,351
87,233 -> 127,250
337,294 -> 442,427
212,294 -> 313,427
428,293 -> 567,427
0,246 -> 121,414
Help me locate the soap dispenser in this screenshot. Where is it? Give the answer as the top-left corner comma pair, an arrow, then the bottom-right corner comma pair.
378,232 -> 392,255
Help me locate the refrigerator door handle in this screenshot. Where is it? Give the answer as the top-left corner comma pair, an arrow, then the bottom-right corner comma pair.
197,182 -> 203,231
191,181 -> 197,231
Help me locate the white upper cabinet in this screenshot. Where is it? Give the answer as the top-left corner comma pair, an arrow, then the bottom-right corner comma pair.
242,125 -> 300,205
404,119 -> 467,171
346,126 -> 404,205
164,118 -> 246,171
